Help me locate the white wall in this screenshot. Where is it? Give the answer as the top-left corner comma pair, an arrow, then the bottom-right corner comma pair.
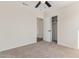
0,2 -> 42,51
58,2 -> 79,49
43,2 -> 79,49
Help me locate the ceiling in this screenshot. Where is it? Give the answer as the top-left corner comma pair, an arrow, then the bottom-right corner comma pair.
0,1 -> 76,11
22,1 -> 77,11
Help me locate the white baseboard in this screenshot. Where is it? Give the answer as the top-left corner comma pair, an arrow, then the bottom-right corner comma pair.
0,40 -> 37,52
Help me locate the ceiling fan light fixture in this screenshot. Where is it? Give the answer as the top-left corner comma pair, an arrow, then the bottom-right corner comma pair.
41,1 -> 45,3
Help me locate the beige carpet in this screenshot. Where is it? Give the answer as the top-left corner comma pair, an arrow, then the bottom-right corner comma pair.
0,41 -> 79,58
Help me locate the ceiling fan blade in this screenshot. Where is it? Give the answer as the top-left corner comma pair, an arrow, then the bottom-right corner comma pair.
22,2 -> 28,6
35,1 -> 41,8
45,1 -> 51,7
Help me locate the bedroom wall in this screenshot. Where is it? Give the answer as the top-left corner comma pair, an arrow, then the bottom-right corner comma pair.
0,2 -> 42,51
58,2 -> 79,49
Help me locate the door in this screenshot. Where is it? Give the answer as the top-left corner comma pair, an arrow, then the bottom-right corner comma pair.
52,16 -> 57,43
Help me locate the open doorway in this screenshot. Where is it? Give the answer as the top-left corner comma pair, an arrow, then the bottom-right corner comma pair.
37,17 -> 43,42
52,16 -> 57,43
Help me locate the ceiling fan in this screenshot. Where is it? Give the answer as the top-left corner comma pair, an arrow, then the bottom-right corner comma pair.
22,1 -> 52,8
35,1 -> 51,8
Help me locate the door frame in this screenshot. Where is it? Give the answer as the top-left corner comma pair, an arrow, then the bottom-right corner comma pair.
37,17 -> 44,42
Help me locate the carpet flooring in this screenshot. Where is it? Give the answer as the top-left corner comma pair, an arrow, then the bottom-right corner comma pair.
0,41 -> 79,58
